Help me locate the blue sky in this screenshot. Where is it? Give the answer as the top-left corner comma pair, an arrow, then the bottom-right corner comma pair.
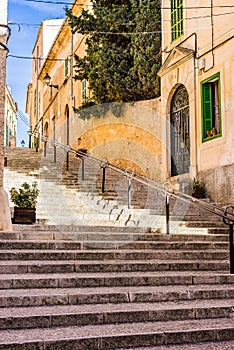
7,0 -> 72,146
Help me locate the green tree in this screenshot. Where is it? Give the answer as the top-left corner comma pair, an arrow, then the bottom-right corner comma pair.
130,0 -> 161,100
66,0 -> 161,110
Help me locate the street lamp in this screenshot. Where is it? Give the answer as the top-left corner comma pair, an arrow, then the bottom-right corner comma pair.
43,73 -> 59,89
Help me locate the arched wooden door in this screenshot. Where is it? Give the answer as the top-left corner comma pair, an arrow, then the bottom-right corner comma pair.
170,85 -> 190,176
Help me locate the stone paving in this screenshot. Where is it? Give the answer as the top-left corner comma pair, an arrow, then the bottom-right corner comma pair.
0,224 -> 233,348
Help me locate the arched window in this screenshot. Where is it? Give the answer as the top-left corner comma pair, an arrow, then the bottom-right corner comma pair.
170,85 -> 190,176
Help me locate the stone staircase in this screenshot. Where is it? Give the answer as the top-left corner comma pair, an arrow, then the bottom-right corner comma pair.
4,147 -> 153,227
0,224 -> 233,349
4,147 -> 225,231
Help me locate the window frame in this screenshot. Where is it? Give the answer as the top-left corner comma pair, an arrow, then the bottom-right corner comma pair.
171,0 -> 184,42
201,72 -> 222,142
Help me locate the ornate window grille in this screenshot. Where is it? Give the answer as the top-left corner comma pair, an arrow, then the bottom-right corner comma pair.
170,84 -> 190,176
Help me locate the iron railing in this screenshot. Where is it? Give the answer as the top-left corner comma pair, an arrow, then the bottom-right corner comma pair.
31,132 -> 234,273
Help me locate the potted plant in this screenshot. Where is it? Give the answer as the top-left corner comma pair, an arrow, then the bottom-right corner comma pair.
9,181 -> 39,224
192,178 -> 206,199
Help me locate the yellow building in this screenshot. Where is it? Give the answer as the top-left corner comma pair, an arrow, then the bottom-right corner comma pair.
26,0 -> 234,204
26,0 -> 164,181
5,85 -> 17,147
26,2 -> 91,148
26,18 -> 64,148
158,0 -> 234,204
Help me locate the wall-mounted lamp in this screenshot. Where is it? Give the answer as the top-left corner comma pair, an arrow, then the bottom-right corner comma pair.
43,73 -> 59,89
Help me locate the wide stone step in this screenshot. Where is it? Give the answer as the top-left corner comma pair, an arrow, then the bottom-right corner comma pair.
13,224 -> 151,233
1,317 -> 234,349
0,299 -> 233,330
120,341 -> 234,350
0,249 -> 228,261
1,283 -> 234,307
0,240 -> 228,250
2,229 -> 229,242
0,259 -> 228,274
0,271 -> 233,290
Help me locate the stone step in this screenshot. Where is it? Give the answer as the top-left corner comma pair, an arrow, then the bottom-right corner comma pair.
0,249 -> 228,261
3,225 -> 229,241
0,299 -> 233,330
0,271 -> 233,290
119,341 -> 234,350
0,260 -> 229,274
12,224 -> 151,233
0,317 -> 234,349
0,259 -> 228,274
0,240 -> 228,250
1,283 -> 233,307
1,231 -> 229,242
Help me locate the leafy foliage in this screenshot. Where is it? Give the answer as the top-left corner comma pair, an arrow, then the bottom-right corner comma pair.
66,0 -> 161,110
10,182 -> 39,208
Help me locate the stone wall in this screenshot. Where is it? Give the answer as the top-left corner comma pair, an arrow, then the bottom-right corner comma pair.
199,164 -> 234,205
70,98 -> 165,182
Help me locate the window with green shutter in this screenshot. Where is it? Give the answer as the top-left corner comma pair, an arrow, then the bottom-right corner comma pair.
171,0 -> 184,41
201,73 -> 221,142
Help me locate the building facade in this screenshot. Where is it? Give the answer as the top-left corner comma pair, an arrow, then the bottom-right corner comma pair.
26,0 -> 164,181
158,0 -> 234,204
0,0 -> 12,231
26,18 -> 64,148
5,85 -> 17,147
26,0 -> 234,204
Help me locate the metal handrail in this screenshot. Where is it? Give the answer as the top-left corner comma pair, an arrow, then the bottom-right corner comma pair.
30,132 -> 234,273
32,132 -> 234,224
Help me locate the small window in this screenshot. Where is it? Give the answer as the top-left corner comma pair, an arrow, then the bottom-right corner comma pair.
171,0 -> 184,41
201,73 -> 221,142
65,57 -> 69,77
82,79 -> 87,103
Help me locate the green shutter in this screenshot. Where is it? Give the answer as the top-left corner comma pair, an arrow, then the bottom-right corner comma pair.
202,83 -> 212,139
171,0 -> 183,41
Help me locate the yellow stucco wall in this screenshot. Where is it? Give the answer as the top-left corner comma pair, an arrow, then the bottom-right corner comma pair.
68,100 -> 164,180
160,0 -> 234,203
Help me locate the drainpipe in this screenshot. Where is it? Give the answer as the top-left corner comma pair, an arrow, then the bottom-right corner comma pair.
193,39 -> 198,178
204,0 -> 215,72
70,27 -> 74,99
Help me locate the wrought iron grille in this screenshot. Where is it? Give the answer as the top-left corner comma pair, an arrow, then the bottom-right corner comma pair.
170,85 -> 190,176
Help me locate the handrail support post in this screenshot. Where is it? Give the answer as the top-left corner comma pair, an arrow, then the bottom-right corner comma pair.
54,145 -> 56,163
128,178 -> 131,209
166,195 -> 170,234
81,158 -> 85,181
44,141 -> 47,157
229,223 -> 234,274
102,166 -> 106,193
66,152 -> 69,171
